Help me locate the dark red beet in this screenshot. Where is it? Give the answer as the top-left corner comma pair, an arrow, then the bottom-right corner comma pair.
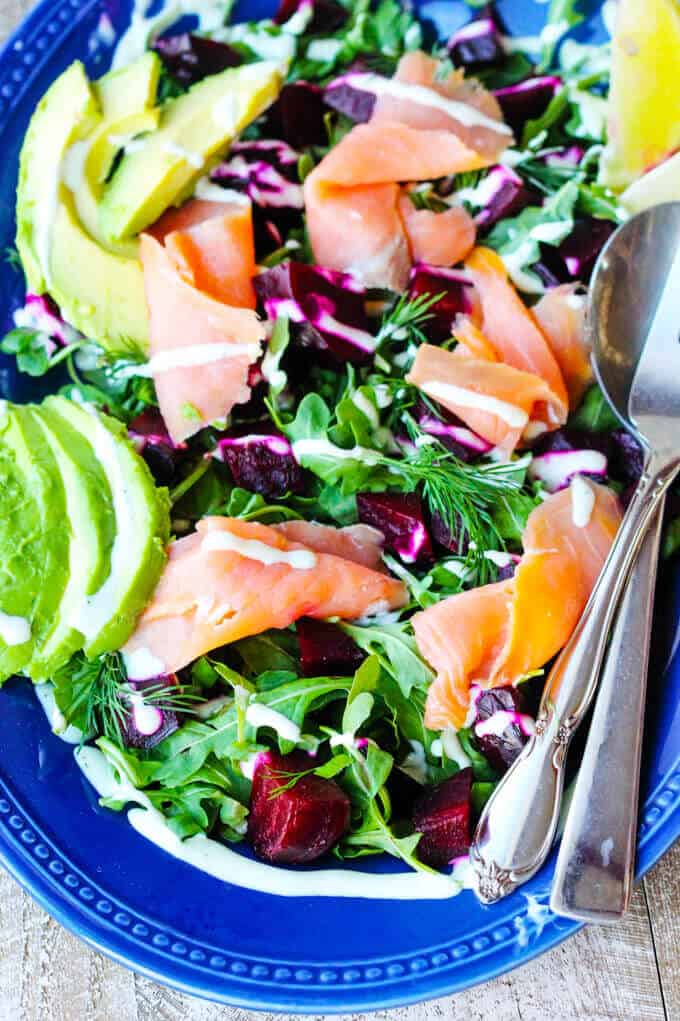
496,560 -> 517,582
609,428 -> 644,488
531,427 -> 610,458
357,492 -> 433,565
473,166 -> 541,233
215,432 -> 308,498
408,264 -> 475,345
324,79 -> 376,123
297,618 -> 365,676
121,676 -> 180,750
153,33 -> 242,86
558,217 -> 616,282
248,751 -> 350,863
447,15 -> 504,70
274,0 -> 348,33
429,509 -> 469,556
262,81 -> 328,148
254,261 -> 374,366
413,768 -> 473,867
128,409 -> 186,487
493,75 -> 561,135
473,685 -> 534,774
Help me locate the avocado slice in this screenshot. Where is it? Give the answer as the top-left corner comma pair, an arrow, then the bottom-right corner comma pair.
44,396 -> 171,658
94,51 -> 160,119
26,404 -> 117,679
0,405 -> 70,683
99,60 -> 282,242
15,61 -> 150,352
16,61 -> 99,296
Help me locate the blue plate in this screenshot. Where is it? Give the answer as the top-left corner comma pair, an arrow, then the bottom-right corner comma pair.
0,0 -> 677,1010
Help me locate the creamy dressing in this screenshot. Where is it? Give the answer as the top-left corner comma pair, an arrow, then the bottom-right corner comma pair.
529,220 -> 571,244
292,437 -> 381,466
245,703 -> 301,742
238,751 -> 262,779
453,172 -> 502,208
75,746 -> 459,899
306,38 -> 343,62
0,611 -> 30,646
399,739 -> 428,784
202,528 -> 318,569
440,726 -> 472,768
126,688 -> 164,736
348,74 -> 513,137
314,311 -> 376,353
351,391 -> 379,427
35,683 -> 84,744
147,342 -> 260,375
260,341 -> 287,390
529,449 -> 606,491
112,0 -> 230,69
68,409 -> 140,640
123,646 -> 167,681
484,550 -> 514,568
475,709 -> 535,739
420,380 -> 529,429
570,475 -> 595,528
194,176 -> 250,204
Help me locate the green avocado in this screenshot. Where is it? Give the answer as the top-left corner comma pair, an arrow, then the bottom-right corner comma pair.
0,405 -> 70,683
99,60 -> 283,242
26,404 -> 116,680
15,60 -> 151,352
44,396 -> 171,658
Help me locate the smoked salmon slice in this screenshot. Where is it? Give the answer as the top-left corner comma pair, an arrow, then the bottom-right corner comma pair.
122,517 -> 407,675
406,343 -> 557,452
146,198 -> 239,241
304,52 -> 509,289
413,483 -> 621,730
373,51 -> 511,160
464,247 -> 569,429
533,283 -> 591,408
275,520 -> 385,569
398,195 -> 476,267
139,233 -> 265,444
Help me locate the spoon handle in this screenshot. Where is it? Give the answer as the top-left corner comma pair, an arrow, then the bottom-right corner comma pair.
549,504 -> 662,922
469,454 -> 679,904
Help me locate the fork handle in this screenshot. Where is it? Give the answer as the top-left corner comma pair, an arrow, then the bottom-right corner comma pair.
470,453 -> 679,903
549,504 -> 663,921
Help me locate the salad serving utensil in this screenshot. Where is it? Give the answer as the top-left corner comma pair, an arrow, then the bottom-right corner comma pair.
469,202 -> 680,905
548,207 -> 671,922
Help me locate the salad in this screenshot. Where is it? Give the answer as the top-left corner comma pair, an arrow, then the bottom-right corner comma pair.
0,0 -> 678,897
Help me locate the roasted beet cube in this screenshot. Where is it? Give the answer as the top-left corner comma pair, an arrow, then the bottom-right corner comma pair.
248,751 -> 350,863
357,492 -> 433,565
493,75 -> 561,135
413,768 -> 473,867
609,428 -> 644,488
262,81 -> 328,149
121,676 -> 180,750
297,618 -> 365,676
447,15 -> 504,70
215,432 -> 308,498
153,33 -> 242,86
128,409 -> 186,486
254,261 -> 375,366
473,685 -> 535,774
428,509 -> 470,556
275,0 -> 348,33
473,166 -> 540,233
407,264 -> 476,344
558,217 -> 616,283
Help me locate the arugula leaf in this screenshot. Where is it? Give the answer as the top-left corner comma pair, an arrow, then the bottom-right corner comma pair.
538,0 -> 584,71
342,656 -> 380,734
457,728 -> 499,782
341,620 -> 434,698
521,88 -> 570,149
568,384 -> 620,433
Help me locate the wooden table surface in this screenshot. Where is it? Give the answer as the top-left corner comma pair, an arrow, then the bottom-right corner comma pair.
0,1 -> 678,1017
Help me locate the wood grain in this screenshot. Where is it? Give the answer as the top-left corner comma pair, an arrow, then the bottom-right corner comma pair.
0,1 -> 677,1018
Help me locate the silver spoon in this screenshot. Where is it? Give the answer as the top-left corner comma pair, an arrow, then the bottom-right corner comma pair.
548,206 -> 672,921
469,203 -> 680,904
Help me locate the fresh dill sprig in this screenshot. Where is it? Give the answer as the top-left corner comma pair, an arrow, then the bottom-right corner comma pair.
375,291 -> 445,352
375,417 -> 526,583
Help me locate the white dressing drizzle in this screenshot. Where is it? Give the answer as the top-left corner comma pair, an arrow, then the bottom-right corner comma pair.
112,0 -> 230,69
147,342 -> 260,375
160,141 -> 204,168
35,683 -> 84,744
475,709 -> 535,739
123,646 -> 167,681
245,703 -> 301,743
292,438 -> 381,465
0,611 -> 30,646
194,176 -> 250,204
420,381 -> 529,429
570,475 -> 595,528
201,529 -> 317,569
349,74 -> 513,136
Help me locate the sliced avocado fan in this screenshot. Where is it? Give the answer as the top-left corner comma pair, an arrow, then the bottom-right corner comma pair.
44,396 -> 171,658
0,396 -> 170,684
0,405 -> 70,682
